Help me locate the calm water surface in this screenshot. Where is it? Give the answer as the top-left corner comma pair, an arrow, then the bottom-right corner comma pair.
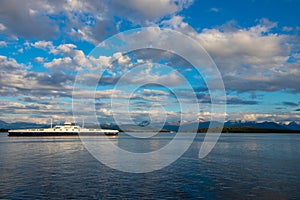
0,133 -> 299,199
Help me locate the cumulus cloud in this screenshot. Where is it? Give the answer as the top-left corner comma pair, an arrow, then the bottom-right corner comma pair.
0,55 -> 24,71
0,55 -> 74,98
0,0 -> 194,43
107,0 -> 193,24
34,57 -> 44,63
161,15 -> 192,33
50,44 -> 77,55
197,22 -> 287,67
0,0 -> 58,39
163,17 -> 300,93
30,41 -> 93,72
0,0 -> 113,42
110,67 -> 185,87
44,57 -> 73,70
0,99 -> 74,124
31,41 -> 54,50
1,1 -> 299,124
0,41 -> 7,47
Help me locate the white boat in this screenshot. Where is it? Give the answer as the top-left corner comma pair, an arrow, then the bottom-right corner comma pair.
8,121 -> 119,136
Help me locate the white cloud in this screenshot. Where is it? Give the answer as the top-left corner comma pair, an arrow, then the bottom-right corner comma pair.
0,23 -> 6,31
161,15 -> 191,32
118,68 -> 185,87
210,7 -> 220,12
31,41 -> 54,50
50,44 -> 77,55
18,48 -> 24,53
0,55 -> 23,70
34,57 -> 44,63
141,89 -> 170,96
164,17 -> 299,93
114,53 -> 131,66
72,89 -> 128,99
198,26 -> 286,61
72,50 -> 91,68
62,0 -> 87,12
89,55 -> 112,69
0,41 -> 7,47
31,42 -> 92,71
44,57 -> 73,70
98,108 -> 112,116
108,0 -> 193,23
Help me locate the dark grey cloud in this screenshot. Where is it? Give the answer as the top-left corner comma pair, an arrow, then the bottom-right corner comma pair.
194,87 -> 209,92
25,104 -> 40,110
106,0 -> 193,24
22,97 -> 36,103
98,76 -> 120,86
92,20 -> 118,42
283,101 -> 298,107
196,93 -> 210,102
34,71 -> 74,87
0,61 -> 74,98
0,0 -> 58,39
126,49 -> 193,68
21,97 -> 58,106
223,71 -> 300,93
0,101 -> 73,119
227,98 -> 258,105
196,93 -> 258,105
0,0 -> 114,42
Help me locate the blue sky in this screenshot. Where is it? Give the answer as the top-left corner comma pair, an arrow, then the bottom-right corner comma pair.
0,0 -> 300,124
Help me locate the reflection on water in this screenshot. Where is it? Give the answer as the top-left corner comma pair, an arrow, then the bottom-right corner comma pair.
0,133 -> 299,199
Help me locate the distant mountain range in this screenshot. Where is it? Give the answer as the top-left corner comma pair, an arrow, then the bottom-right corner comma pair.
0,120 -> 47,130
152,120 -> 300,132
1,119 -> 300,133
222,121 -> 300,133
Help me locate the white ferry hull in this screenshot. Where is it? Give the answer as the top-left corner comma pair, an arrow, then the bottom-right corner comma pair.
8,122 -> 119,137
8,130 -> 119,136
8,131 -> 79,136
8,132 -> 118,136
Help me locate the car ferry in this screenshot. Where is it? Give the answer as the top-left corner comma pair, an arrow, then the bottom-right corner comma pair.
8,121 -> 119,136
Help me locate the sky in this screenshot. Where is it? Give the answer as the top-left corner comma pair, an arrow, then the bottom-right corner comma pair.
0,0 -> 300,125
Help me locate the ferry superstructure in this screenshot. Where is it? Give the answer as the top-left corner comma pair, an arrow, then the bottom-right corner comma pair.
8,121 -> 119,136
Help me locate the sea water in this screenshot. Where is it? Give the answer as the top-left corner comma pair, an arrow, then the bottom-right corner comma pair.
0,133 -> 299,199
